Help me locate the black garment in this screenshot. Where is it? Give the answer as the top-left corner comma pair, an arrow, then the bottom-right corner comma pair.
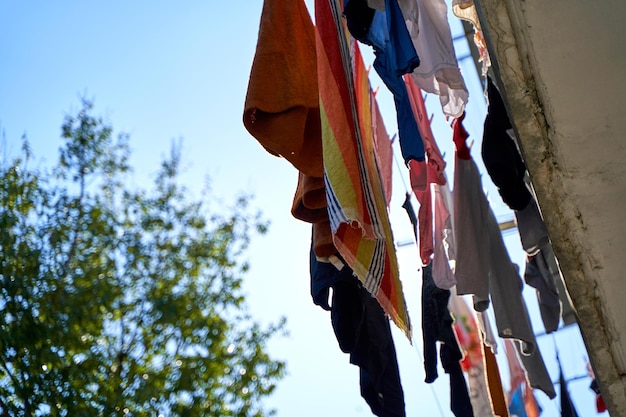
310,243 -> 406,417
481,76 -> 532,211
421,263 -> 474,417
343,0 -> 376,43
559,361 -> 580,417
401,192 -> 418,240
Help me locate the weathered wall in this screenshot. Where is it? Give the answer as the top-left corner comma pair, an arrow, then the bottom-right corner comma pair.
473,0 -> 626,414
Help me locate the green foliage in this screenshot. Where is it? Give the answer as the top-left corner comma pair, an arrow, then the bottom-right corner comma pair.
0,100 -> 285,416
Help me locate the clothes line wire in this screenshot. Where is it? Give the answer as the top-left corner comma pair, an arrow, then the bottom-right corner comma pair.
409,304 -> 448,417
392,135 -> 411,196
389,131 -> 447,417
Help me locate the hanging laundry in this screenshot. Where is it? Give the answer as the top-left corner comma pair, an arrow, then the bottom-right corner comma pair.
587,362 -> 608,414
316,0 -> 411,337
245,0 -> 411,335
504,339 -> 527,394
479,76 -> 576,328
504,339 -> 542,416
448,293 -> 498,417
451,0 -> 491,77
310,241 -> 406,417
421,263 -> 475,417
559,358 -> 581,417
515,339 -> 556,399
475,310 -> 504,415
452,113 -> 490,308
451,114 -> 556,398
481,76 -> 531,212
483,341 -> 510,417
432,183 -> 457,289
402,192 -> 418,240
404,75 -> 448,265
476,310 -> 498,353
508,386 -> 528,417
243,0 -> 334,263
524,251 -> 561,334
243,0 -> 322,178
398,0 -> 469,118
589,379 -> 607,413
343,0 -> 426,164
404,75 -> 447,182
372,90 -> 395,207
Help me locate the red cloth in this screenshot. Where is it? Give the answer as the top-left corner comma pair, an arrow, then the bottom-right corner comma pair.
452,112 -> 471,160
597,395 -> 607,413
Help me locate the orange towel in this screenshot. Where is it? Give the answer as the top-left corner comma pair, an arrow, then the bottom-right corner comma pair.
291,172 -> 327,224
244,0 -> 337,260
243,0 -> 323,178
313,220 -> 336,259
483,343 -> 510,417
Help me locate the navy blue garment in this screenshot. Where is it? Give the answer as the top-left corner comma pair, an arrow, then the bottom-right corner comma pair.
343,0 -> 425,163
421,263 -> 474,417
310,243 -> 353,311
559,359 -> 580,417
310,242 -> 406,417
481,76 -> 532,211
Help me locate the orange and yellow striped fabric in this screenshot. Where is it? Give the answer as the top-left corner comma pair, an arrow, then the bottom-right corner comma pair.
315,0 -> 411,339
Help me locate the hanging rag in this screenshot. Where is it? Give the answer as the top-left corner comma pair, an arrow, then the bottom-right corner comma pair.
310,242 -> 406,417
399,0 -> 469,118
316,0 -> 411,337
344,0 -> 426,164
448,293 -> 497,417
421,263 -> 474,417
243,0 -> 322,177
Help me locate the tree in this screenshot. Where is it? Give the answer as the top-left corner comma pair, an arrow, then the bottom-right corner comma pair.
0,100 -> 285,416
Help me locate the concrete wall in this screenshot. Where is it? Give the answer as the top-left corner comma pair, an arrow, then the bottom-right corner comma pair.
473,0 -> 626,414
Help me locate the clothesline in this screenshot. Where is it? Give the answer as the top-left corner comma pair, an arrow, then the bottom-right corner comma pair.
242,0 -> 591,415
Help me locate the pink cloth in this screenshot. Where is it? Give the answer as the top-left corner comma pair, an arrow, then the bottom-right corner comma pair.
372,89 -> 394,207
405,77 -> 447,265
432,183 -> 456,289
404,75 -> 447,184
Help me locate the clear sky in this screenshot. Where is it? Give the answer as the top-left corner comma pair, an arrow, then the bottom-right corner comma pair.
0,1 -> 596,416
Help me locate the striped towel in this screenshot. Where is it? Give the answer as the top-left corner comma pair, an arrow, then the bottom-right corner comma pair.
315,0 -> 411,338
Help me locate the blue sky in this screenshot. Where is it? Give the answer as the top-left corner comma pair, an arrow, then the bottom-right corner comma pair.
0,2 -> 596,416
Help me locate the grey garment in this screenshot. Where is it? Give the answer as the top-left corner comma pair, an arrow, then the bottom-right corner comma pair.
514,198 -> 548,256
432,183 -> 457,290
485,208 -> 536,357
489,206 -> 556,399
524,253 -> 561,334
452,155 -> 539,355
476,311 -> 498,354
538,240 -> 578,327
452,155 -> 490,304
452,154 -> 555,395
524,236 -> 578,332
514,339 -> 557,399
